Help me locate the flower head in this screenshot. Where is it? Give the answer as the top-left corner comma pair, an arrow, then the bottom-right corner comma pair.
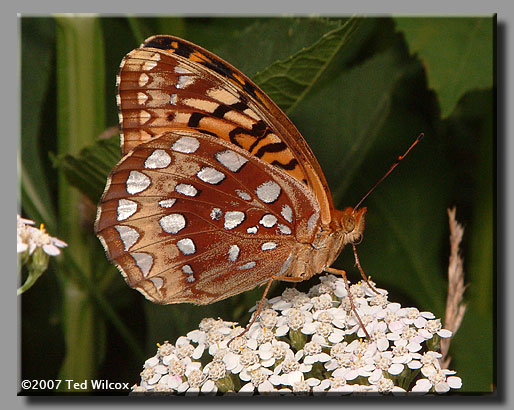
17,215 -> 67,256
132,275 -> 462,395
17,214 -> 68,296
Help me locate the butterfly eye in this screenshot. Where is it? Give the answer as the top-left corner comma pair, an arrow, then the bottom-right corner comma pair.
341,214 -> 356,233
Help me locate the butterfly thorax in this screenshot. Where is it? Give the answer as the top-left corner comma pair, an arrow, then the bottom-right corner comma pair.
283,207 -> 367,281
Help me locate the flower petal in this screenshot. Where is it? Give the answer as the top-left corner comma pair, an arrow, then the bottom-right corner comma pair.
447,376 -> 462,389
43,244 -> 60,256
388,363 -> 404,375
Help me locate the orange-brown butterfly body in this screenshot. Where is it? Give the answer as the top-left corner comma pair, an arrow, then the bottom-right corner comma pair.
95,35 -> 366,305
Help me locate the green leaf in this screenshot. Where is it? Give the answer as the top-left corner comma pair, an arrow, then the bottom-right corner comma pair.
253,18 -> 358,113
291,27 -> 415,204
209,17 -> 343,78
127,16 -> 186,44
394,17 -> 494,117
53,135 -> 119,203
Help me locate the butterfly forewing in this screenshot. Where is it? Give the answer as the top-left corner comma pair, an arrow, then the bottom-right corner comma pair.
95,130 -> 321,304
117,35 -> 334,224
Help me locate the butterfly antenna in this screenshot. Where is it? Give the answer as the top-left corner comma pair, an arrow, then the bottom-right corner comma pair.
354,133 -> 424,211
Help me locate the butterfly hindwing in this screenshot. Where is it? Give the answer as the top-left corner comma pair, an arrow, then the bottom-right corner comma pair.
95,131 -> 321,304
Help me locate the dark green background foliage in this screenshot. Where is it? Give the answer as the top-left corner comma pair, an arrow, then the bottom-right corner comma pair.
20,16 -> 494,393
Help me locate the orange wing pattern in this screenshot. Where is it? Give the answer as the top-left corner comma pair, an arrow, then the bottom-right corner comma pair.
117,35 -> 334,224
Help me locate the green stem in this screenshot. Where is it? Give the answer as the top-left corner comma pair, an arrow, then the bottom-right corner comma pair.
62,253 -> 145,361
17,267 -> 45,295
55,15 -> 105,391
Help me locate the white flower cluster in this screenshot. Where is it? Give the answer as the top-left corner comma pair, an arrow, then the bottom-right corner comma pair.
17,215 -> 67,256
132,275 -> 462,395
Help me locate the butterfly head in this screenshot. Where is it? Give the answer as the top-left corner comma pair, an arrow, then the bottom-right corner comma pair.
336,207 -> 367,246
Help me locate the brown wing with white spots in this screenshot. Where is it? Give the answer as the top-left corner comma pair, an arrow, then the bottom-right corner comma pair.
117,35 -> 333,225
95,131 -> 321,304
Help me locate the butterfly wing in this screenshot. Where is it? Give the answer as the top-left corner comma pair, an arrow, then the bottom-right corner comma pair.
95,131 -> 321,304
117,35 -> 334,224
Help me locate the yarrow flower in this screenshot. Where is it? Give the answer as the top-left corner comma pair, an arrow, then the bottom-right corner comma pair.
132,275 -> 462,396
17,214 -> 67,295
17,214 -> 67,256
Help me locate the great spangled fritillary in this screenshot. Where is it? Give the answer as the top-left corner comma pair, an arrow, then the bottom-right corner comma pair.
95,35 -> 369,309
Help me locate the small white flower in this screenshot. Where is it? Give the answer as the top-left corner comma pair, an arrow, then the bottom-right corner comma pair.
239,347 -> 259,368
372,351 -> 403,377
157,373 -> 182,390
204,360 -> 226,381
185,368 -> 205,390
140,366 -> 158,384
240,367 -> 275,393
200,379 -> 217,394
206,328 -> 225,346
17,215 -> 67,256
256,327 -> 275,345
412,368 -> 462,394
166,357 -> 187,376
259,309 -> 279,328
292,378 -> 311,394
198,317 -> 225,332
420,351 -> 443,369
302,338 -> 331,365
425,318 -> 453,338
281,287 -> 301,303
349,281 -> 367,298
314,321 -> 334,338
376,377 -> 394,393
286,308 -> 306,330
369,292 -> 389,308
144,356 -> 159,368
175,339 -> 195,358
312,293 -> 334,310
157,341 -> 175,357
316,274 -> 338,295
291,292 -> 312,309
328,375 -> 348,392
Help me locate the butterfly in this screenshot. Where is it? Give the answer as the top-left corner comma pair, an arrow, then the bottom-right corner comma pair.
95,35 -> 412,336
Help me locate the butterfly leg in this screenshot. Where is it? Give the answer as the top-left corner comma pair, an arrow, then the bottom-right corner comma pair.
227,275 -> 304,347
352,244 -> 380,294
324,267 -> 371,339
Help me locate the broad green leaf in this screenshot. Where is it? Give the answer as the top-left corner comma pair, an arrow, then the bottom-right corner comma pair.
53,135 -> 119,203
290,29 -> 416,205
127,16 -> 186,44
209,17 -> 343,78
253,18 -> 359,113
394,17 -> 493,117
